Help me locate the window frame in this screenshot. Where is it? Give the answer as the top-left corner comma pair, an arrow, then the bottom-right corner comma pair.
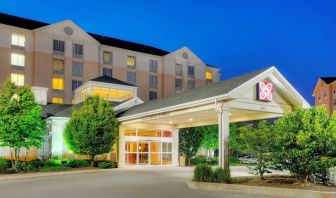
187,66 -> 195,78
149,59 -> 158,73
11,32 -> 25,47
72,62 -> 83,76
127,71 -> 136,85
53,40 -> 65,54
103,67 -> 113,77
103,51 -> 113,64
127,55 -> 136,68
72,43 -> 84,57
11,53 -> 25,67
149,75 -> 158,88
149,91 -> 158,101
175,64 -> 183,76
10,73 -> 24,86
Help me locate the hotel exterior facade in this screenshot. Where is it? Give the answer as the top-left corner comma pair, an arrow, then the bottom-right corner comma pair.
0,13 -> 310,168
0,12 -> 220,104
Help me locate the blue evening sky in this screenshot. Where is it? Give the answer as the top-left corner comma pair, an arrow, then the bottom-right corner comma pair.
1,0 -> 335,105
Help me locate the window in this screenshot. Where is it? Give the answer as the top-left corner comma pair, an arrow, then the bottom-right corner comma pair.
11,33 -> 25,47
103,68 -> 112,77
149,91 -> 157,101
72,62 -> 83,76
72,43 -> 83,56
175,79 -> 183,91
334,88 -> 336,95
11,73 -> 24,86
149,75 -> 158,88
52,97 -> 63,104
103,51 -> 113,64
175,64 -> 183,76
52,59 -> 64,74
127,56 -> 136,67
53,40 -> 65,53
149,60 -> 158,72
72,80 -> 82,91
11,53 -> 25,67
188,66 -> 195,78
324,91 -> 327,98
206,71 -> 213,81
188,80 -> 195,89
127,71 -> 136,84
52,78 -> 64,90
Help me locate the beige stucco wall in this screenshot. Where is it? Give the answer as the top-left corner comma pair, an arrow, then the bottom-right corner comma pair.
0,21 -> 221,104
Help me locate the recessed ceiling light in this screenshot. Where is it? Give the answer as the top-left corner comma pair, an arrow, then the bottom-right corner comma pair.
169,121 -> 174,124
188,118 -> 193,121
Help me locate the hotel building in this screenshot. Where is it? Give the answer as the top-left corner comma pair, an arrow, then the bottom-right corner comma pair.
0,12 -> 220,104
313,77 -> 336,115
0,13 -> 310,167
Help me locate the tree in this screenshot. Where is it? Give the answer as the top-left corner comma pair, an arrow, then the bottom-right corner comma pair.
239,120 -> 274,179
200,125 -> 218,159
0,80 -> 46,169
273,106 -> 336,183
229,122 -> 247,158
179,127 -> 203,165
64,96 -> 119,166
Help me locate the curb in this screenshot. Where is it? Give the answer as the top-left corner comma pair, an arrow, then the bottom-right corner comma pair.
0,169 -> 113,181
187,181 -> 336,198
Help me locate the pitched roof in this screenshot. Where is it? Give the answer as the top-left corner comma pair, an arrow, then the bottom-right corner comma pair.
120,67 -> 270,118
0,12 -> 48,30
320,77 -> 336,84
90,76 -> 135,87
0,12 -> 169,56
89,33 -> 169,56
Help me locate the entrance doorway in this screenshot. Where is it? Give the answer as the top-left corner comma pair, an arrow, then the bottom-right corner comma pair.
125,140 -> 172,165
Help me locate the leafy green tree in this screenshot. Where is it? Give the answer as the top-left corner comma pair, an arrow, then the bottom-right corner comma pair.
273,106 -> 336,183
200,125 -> 218,159
229,122 -> 247,157
0,80 -> 46,169
179,127 -> 204,165
64,96 -> 119,166
239,120 -> 274,179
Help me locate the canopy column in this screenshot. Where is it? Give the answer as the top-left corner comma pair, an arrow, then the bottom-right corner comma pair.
216,105 -> 230,171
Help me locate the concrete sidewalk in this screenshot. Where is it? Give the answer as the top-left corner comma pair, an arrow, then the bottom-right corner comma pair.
0,168 -> 113,181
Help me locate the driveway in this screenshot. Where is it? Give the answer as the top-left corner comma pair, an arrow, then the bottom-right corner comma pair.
0,167 -> 273,198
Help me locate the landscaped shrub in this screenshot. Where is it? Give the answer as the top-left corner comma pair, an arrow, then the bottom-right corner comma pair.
212,167 -> 230,183
97,161 -> 116,169
193,164 -> 213,182
0,159 -> 9,173
28,160 -> 45,169
66,159 -> 91,168
190,157 -> 207,165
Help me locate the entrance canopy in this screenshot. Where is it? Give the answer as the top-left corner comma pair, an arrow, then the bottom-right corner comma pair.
119,66 -> 310,129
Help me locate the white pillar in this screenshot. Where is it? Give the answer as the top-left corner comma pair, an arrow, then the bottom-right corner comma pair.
172,129 -> 179,166
216,105 -> 230,171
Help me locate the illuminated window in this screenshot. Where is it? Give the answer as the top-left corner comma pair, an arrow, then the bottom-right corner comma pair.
206,71 -> 212,80
52,97 -> 64,104
127,56 -> 136,67
11,53 -> 25,67
52,59 -> 64,74
52,78 -> 64,90
103,51 -> 113,64
11,33 -> 25,47
92,86 -> 134,101
11,73 -> 24,86
175,64 -> 183,76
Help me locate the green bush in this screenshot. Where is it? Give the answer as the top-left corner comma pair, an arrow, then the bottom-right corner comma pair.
97,161 -> 116,169
66,159 -> 91,168
212,167 -> 230,183
193,164 -> 213,182
0,159 -> 10,173
190,157 -> 207,165
28,160 -> 45,168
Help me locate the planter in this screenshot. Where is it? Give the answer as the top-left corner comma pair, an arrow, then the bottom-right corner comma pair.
187,181 -> 336,198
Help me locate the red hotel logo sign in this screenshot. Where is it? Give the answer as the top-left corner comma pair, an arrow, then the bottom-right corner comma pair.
257,81 -> 273,102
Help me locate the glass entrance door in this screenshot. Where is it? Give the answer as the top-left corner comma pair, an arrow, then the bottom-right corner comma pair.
138,141 -> 149,165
